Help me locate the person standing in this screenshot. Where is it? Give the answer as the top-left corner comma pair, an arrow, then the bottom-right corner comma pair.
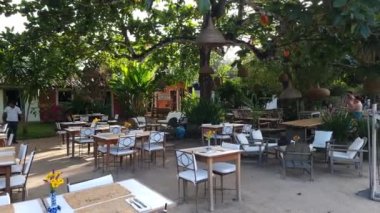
3,100 -> 22,144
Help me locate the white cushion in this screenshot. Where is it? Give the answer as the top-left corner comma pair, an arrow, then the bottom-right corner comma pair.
0,175 -> 26,189
251,129 -> 263,140
213,162 -> 236,174
109,148 -> 135,156
347,137 -> 364,159
178,169 -> 208,184
312,131 -> 333,149
11,164 -> 23,173
57,130 -> 66,135
67,175 -> 114,192
213,135 -> 231,140
330,151 -> 351,160
143,144 -> 164,151
97,145 -> 117,153
0,193 -> 10,206
221,142 -> 240,150
242,145 -> 265,152
74,138 -> 94,144
267,143 -> 278,148
236,133 -> 249,145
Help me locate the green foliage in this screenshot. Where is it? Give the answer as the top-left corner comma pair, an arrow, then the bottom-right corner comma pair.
320,111 -> 355,144
181,89 -> 199,117
18,122 -> 56,140
187,100 -> 224,125
216,80 -> 245,109
108,60 -> 156,116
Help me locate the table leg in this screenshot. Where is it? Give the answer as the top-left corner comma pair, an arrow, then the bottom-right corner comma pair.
236,153 -> 241,202
94,140 -> 98,169
5,166 -> 11,201
71,134 -> 75,158
106,144 -> 111,171
207,158 -> 214,211
66,132 -> 70,156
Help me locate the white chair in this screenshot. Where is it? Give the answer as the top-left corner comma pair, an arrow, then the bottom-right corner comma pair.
0,193 -> 10,206
328,137 -> 367,176
6,134 -> 14,146
98,135 -> 137,171
250,129 -> 278,148
66,174 -> 114,192
131,116 -> 147,130
241,124 -> 252,136
0,123 -> 8,133
310,130 -> 333,161
0,150 -> 36,200
73,127 -> 95,156
101,115 -> 109,121
212,124 -> 233,145
110,125 -> 122,134
175,150 -> 208,210
235,133 -> 266,164
80,116 -> 89,122
157,112 -> 184,127
108,114 -> 119,123
55,122 -> 66,144
143,132 -> 165,167
11,143 -> 28,174
212,142 -> 240,202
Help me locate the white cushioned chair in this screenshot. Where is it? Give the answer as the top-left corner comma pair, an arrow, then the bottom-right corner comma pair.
11,143 -> 28,174
66,174 -> 114,192
0,193 -> 10,206
328,137 -> 367,176
235,133 -> 266,164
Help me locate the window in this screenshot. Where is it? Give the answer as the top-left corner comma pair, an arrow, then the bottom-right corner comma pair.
58,91 -> 72,103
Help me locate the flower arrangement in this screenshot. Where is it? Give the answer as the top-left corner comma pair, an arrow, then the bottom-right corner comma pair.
44,170 -> 64,213
124,122 -> 132,128
292,135 -> 301,142
92,118 -> 100,123
204,130 -> 216,141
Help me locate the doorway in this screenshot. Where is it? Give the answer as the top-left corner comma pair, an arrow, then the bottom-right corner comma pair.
4,89 -> 21,108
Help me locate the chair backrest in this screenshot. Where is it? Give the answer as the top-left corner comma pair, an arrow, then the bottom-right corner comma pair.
175,150 -> 196,171
166,112 -> 183,122
0,123 -> 8,133
347,137 -> 366,159
221,142 -> 240,150
80,116 -> 89,122
251,129 -> 263,140
117,135 -> 136,150
18,143 -> 28,165
0,193 -> 10,206
149,132 -> 165,144
90,121 -> 97,128
7,134 -> 14,146
114,114 -> 119,120
235,133 -> 249,145
101,115 -> 109,121
110,126 -> 122,134
136,116 -> 146,124
55,122 -> 62,130
23,150 -> 36,176
67,174 -> 114,192
80,127 -> 95,138
242,124 -> 252,133
284,143 -> 311,161
312,130 -> 333,148
222,124 -> 233,135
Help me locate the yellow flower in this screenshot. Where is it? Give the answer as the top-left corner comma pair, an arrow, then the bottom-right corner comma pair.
292,135 -> 301,142
204,130 -> 216,140
44,170 -> 64,190
124,122 -> 132,128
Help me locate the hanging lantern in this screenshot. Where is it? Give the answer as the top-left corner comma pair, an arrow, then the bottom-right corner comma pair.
237,64 -> 248,77
196,17 -> 227,47
279,81 -> 302,99
306,84 -> 330,100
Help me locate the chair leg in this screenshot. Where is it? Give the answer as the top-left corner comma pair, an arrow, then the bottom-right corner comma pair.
195,183 -> 199,213
22,187 -> 26,201
221,175 -> 224,203
163,150 -> 166,168
178,179 -> 181,203
330,159 -> 334,174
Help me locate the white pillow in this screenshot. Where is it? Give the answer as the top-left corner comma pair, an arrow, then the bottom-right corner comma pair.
347,137 -> 364,159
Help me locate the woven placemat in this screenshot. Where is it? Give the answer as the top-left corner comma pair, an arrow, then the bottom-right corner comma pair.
0,204 -> 14,213
64,183 -> 131,209
74,197 -> 136,213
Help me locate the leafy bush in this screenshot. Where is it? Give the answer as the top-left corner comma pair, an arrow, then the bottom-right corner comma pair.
216,80 -> 244,109
320,111 -> 355,144
187,100 -> 224,125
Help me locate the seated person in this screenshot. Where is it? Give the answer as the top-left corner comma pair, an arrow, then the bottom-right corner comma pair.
345,93 -> 363,119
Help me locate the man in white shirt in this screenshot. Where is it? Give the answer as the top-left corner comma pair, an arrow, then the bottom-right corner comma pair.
3,100 -> 22,144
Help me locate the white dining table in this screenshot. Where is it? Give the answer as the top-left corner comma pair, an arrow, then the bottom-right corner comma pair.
11,199 -> 46,213
43,178 -> 174,213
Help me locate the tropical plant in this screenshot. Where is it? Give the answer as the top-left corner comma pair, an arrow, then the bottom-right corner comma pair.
320,111 -> 355,144
108,60 -> 156,116
187,100 -> 224,126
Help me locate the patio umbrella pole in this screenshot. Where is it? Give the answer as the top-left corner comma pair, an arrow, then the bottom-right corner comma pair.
370,104 -> 380,201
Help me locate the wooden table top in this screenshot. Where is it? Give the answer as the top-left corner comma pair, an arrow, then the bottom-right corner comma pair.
93,131 -> 152,140
201,123 -> 244,128
0,152 -> 16,166
281,118 -> 322,128
180,146 -> 241,157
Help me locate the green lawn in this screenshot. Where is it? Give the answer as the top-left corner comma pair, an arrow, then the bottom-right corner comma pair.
17,122 -> 56,140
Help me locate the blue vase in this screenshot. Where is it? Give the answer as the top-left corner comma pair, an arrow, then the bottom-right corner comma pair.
48,191 -> 60,213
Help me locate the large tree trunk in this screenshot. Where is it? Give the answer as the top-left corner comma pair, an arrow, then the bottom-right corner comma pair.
199,46 -> 213,100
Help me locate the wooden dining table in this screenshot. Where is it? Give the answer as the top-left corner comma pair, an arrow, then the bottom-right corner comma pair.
65,125 -> 122,157
179,146 -> 242,211
201,123 -> 244,143
281,118 -> 323,141
0,146 -> 16,200
92,131 -> 152,169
